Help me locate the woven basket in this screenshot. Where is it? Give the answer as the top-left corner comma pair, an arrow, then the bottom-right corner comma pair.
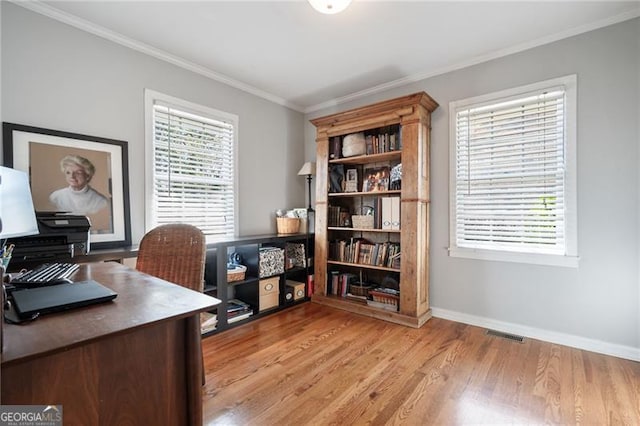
227,264 -> 247,282
369,290 -> 399,307
276,217 -> 301,234
351,215 -> 374,229
349,283 -> 371,297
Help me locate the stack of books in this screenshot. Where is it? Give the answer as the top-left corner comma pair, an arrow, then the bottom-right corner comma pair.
200,312 -> 218,334
227,298 -> 253,323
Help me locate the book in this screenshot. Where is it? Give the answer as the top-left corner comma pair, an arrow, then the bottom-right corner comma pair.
382,197 -> 393,230
228,310 -> 253,323
227,298 -> 250,313
345,293 -> 368,303
328,270 -> 339,295
200,312 -> 218,333
391,196 -> 400,230
365,135 -> 373,155
329,136 -> 342,159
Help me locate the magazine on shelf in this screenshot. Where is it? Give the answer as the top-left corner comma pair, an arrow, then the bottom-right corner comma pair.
227,298 -> 250,313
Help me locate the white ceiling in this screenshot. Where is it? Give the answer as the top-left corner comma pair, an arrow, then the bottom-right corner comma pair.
21,1 -> 640,113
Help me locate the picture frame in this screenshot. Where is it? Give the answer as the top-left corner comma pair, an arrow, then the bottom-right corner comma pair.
362,166 -> 390,192
345,168 -> 358,192
2,123 -> 131,249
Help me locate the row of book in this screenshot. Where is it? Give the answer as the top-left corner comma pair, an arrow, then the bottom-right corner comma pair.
329,238 -> 401,269
328,205 -> 350,227
227,298 -> 253,323
365,131 -> 401,155
327,271 -> 358,297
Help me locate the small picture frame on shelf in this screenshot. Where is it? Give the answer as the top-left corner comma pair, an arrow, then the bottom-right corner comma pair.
390,163 -> 402,190
345,168 -> 358,192
362,166 -> 390,192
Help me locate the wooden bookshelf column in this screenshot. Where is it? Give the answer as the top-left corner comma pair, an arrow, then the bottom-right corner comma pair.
311,92 -> 438,328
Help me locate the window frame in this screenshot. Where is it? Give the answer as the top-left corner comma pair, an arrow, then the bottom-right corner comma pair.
448,75 -> 578,267
144,89 -> 239,240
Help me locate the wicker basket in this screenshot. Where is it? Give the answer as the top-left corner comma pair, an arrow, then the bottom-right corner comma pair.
351,215 -> 374,229
349,283 -> 371,297
227,264 -> 247,282
369,289 -> 399,308
276,217 -> 301,234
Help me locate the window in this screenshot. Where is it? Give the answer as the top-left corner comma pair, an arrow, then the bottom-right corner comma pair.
145,90 -> 238,239
449,75 -> 578,267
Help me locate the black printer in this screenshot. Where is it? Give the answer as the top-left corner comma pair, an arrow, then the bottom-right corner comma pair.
6,212 -> 91,270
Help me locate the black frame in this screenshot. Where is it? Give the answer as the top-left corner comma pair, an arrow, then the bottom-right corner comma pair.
2,122 -> 131,249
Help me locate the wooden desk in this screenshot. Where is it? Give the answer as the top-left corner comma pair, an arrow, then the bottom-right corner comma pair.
1,262 -> 220,425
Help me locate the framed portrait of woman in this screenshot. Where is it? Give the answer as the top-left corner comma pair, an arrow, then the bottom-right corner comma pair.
2,123 -> 131,249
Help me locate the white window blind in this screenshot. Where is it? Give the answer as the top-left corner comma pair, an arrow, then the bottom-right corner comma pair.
148,97 -> 236,238
449,76 -> 578,266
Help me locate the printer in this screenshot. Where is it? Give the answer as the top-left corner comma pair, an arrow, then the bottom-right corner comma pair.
6,212 -> 91,269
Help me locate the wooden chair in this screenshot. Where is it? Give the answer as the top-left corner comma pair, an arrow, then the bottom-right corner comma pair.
136,223 -> 207,385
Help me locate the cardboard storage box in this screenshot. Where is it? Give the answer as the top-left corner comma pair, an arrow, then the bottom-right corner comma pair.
259,247 -> 284,278
259,277 -> 280,312
285,280 -> 306,301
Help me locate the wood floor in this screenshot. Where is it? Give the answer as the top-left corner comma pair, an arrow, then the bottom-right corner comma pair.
202,303 -> 640,425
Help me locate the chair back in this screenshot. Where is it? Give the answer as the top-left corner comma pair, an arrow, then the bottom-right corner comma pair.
136,224 -> 206,292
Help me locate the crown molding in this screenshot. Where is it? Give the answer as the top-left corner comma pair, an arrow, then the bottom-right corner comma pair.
10,1 -> 638,115
303,8 -> 640,114
12,0 -> 305,113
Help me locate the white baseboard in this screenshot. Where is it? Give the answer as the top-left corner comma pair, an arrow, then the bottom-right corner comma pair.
431,307 -> 640,362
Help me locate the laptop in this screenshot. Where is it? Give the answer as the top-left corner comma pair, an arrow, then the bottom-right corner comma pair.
11,280 -> 118,319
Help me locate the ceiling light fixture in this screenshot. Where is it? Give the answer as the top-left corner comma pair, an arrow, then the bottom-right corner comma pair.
308,0 -> 352,15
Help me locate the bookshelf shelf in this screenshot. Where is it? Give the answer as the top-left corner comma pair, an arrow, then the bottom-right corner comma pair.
329,151 -> 401,165
327,260 -> 400,272
328,227 -> 401,233
329,190 -> 402,197
312,294 -> 425,328
311,92 -> 438,328
227,276 -> 258,287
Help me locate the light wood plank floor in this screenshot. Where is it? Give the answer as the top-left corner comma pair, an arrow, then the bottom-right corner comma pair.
203,303 -> 640,425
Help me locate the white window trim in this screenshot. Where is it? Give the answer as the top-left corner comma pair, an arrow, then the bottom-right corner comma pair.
448,75 -> 579,268
143,89 -> 239,239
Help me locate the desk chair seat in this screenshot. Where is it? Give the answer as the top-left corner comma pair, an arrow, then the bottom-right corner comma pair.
136,223 -> 207,385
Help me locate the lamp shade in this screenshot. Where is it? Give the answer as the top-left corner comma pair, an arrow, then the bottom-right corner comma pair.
297,162 -> 316,176
308,0 -> 352,15
0,167 -> 39,239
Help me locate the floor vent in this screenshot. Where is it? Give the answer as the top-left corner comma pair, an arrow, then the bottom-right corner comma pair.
486,329 -> 525,343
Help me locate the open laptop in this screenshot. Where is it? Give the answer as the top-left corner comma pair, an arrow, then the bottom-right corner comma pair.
11,280 -> 118,319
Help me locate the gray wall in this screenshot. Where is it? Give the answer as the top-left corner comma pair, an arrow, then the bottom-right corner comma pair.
307,18 -> 640,354
1,3 -> 306,243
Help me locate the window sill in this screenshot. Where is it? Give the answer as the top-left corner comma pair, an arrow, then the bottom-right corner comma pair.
448,247 -> 580,268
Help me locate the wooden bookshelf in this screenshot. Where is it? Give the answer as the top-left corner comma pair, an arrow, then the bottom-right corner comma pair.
311,92 -> 438,328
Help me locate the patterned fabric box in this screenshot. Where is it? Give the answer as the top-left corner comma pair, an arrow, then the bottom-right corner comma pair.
285,243 -> 306,268
259,247 -> 284,278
